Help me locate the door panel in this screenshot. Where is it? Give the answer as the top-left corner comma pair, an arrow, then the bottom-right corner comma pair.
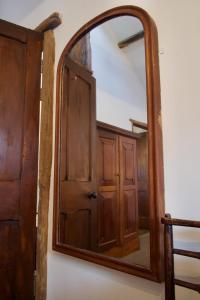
123,190 -> 137,236
96,129 -> 119,251
60,209 -> 91,249
0,19 -> 42,299
119,136 -> 138,243
59,57 -> 97,251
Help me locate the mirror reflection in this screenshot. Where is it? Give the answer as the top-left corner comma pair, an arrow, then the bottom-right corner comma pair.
59,16 -> 150,268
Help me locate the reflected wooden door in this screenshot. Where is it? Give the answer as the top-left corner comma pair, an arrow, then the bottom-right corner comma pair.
0,20 -> 42,299
96,126 -> 139,256
59,57 -> 97,250
96,128 -> 120,251
119,136 -> 139,249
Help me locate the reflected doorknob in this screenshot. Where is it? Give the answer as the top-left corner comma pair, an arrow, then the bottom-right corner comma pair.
87,191 -> 97,199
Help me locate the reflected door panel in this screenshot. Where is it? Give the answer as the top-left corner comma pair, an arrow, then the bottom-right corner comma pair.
97,129 -> 119,251
59,57 -> 97,251
119,137 -> 139,247
97,127 -> 139,257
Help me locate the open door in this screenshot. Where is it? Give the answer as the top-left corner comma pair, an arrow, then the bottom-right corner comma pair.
0,20 -> 42,299
59,57 -> 97,250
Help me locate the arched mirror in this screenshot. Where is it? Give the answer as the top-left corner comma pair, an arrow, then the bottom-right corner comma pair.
53,6 -> 165,281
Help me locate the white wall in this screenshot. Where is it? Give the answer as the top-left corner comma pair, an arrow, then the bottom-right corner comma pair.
1,1 -> 200,299
91,20 -> 147,130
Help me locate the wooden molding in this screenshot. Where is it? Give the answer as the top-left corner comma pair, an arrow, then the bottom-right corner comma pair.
36,30 -> 54,300
129,118 -> 148,130
118,30 -> 144,48
35,12 -> 62,33
97,121 -> 140,139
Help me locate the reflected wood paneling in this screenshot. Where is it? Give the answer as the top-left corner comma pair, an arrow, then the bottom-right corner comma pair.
60,210 -> 91,250
97,129 -> 119,251
97,127 -> 139,256
123,190 -> 137,237
98,191 -> 118,249
119,136 -> 139,244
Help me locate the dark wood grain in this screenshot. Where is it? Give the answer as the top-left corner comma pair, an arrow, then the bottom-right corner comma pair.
53,5 -> 165,282
0,19 -> 42,299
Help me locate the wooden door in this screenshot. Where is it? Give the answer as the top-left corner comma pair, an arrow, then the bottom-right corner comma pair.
59,57 -> 97,251
119,136 -> 139,246
0,20 -> 42,299
96,128 -> 120,251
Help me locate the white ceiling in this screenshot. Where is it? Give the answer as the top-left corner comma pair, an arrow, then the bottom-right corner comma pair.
101,15 -> 143,43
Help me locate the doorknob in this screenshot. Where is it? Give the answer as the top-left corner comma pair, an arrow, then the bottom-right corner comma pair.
87,191 -> 97,199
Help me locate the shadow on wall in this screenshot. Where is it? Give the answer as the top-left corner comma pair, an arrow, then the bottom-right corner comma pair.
0,0 -> 45,23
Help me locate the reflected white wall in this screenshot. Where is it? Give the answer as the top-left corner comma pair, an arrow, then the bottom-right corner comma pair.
90,20 -> 147,128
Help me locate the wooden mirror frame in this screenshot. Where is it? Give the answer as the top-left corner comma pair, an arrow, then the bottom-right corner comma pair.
53,5 -> 165,282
